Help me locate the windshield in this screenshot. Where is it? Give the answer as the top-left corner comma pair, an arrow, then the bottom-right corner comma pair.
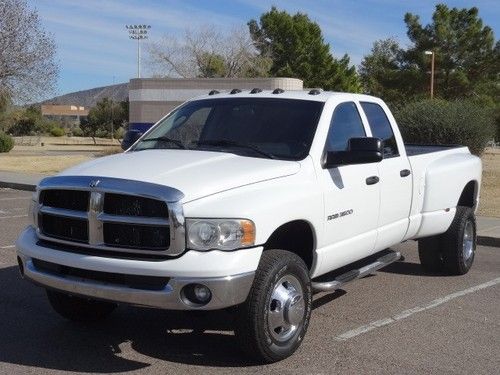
132,98 -> 324,160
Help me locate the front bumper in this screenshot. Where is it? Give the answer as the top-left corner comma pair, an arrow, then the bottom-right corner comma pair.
16,227 -> 260,310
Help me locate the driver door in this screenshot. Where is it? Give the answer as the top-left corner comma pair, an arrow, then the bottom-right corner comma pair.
317,102 -> 381,274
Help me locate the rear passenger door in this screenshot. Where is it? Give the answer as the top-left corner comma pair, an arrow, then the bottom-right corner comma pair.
360,101 -> 412,250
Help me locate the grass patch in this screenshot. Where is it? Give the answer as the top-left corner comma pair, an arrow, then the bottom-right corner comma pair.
0,155 -> 91,174
478,149 -> 500,218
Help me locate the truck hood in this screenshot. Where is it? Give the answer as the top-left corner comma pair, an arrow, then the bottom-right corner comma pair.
60,149 -> 300,202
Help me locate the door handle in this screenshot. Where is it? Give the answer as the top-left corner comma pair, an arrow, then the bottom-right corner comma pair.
400,169 -> 411,177
366,176 -> 379,185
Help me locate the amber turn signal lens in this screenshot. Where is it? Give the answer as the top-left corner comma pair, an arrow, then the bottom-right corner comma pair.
240,219 -> 256,246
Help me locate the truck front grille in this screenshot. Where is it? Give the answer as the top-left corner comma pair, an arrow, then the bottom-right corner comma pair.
103,222 -> 170,250
34,176 -> 184,258
39,189 -> 89,211
39,213 -> 88,243
104,193 -> 169,217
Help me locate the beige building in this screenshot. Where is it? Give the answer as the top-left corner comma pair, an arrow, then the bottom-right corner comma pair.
41,104 -> 89,126
128,77 -> 303,132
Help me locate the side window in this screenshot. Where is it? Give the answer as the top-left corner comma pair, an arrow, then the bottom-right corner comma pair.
360,102 -> 399,158
326,102 -> 366,152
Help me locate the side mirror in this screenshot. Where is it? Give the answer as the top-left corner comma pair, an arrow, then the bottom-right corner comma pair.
121,130 -> 143,150
323,137 -> 383,168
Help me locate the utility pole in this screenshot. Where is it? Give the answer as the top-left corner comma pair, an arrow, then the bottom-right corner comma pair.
125,24 -> 151,78
424,50 -> 435,99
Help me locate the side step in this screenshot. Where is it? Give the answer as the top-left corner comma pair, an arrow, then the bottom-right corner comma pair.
311,250 -> 401,292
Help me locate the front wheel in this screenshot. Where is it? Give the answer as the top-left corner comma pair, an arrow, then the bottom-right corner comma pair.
234,250 -> 312,363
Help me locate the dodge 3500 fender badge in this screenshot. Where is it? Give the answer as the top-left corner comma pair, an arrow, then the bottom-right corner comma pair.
327,209 -> 353,221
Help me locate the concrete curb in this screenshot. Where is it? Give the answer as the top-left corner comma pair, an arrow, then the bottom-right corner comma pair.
0,181 -> 36,192
477,236 -> 500,248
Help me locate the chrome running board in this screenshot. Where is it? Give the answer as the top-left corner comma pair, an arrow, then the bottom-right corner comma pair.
312,250 -> 401,292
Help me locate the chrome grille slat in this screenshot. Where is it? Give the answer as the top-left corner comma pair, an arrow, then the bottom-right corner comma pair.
39,206 -> 88,220
34,176 -> 186,258
98,213 -> 169,226
88,191 -> 104,246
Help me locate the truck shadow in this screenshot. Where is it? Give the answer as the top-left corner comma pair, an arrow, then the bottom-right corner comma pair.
0,265 -> 340,371
380,259 -> 451,277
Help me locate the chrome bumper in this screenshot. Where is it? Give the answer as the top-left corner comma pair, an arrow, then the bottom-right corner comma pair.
18,256 -> 254,310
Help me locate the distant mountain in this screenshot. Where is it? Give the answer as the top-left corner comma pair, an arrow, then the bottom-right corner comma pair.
41,83 -> 129,107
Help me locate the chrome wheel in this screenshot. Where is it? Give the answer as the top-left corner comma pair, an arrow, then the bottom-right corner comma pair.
462,220 -> 474,261
267,275 -> 305,342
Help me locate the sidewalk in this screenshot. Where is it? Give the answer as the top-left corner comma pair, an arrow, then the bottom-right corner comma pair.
0,171 -> 48,191
0,170 -> 499,247
477,216 -> 500,247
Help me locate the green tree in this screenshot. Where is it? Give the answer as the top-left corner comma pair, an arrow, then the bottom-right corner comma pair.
403,4 -> 498,99
82,98 -> 128,144
248,7 -> 361,92
360,4 -> 499,112
359,38 -> 416,104
5,104 -> 49,135
198,52 -> 227,78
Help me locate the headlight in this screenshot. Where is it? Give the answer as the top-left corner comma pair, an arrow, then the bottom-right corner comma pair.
186,219 -> 255,251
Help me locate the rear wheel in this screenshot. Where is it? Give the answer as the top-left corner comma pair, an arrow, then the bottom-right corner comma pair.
442,206 -> 476,275
418,206 -> 476,276
234,250 -> 312,363
46,290 -> 117,322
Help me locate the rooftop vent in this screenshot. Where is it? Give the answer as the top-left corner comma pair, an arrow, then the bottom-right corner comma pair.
250,88 -> 262,94
308,89 -> 321,95
208,90 -> 220,95
272,88 -> 284,94
230,89 -> 242,94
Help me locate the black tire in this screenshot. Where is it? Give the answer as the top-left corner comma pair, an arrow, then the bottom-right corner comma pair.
442,206 -> 476,275
418,235 -> 444,273
234,250 -> 312,363
46,290 -> 117,322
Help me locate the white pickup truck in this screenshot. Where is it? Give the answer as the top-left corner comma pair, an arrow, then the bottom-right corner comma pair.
16,90 -> 482,362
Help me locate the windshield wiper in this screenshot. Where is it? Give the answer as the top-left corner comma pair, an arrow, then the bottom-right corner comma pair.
193,139 -> 275,159
140,136 -> 186,149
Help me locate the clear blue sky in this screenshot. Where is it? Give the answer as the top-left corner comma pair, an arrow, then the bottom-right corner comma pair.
29,0 -> 499,97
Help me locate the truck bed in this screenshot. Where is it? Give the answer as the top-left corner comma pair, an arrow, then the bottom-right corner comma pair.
405,143 -> 463,157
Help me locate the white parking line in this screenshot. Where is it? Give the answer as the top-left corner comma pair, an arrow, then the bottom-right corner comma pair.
335,277 -> 500,341
0,197 -> 28,201
0,245 -> 15,249
0,215 -> 28,219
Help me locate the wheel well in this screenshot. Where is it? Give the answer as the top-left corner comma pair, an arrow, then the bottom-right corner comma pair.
457,181 -> 478,209
263,220 -> 315,270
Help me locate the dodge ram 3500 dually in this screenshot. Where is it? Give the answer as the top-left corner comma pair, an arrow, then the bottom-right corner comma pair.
16,89 -> 482,363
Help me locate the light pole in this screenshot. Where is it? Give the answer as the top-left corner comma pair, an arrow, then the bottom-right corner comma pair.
424,50 -> 435,99
111,75 -> 115,141
126,24 -> 151,78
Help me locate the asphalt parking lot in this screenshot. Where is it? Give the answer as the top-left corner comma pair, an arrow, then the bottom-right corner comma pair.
0,188 -> 499,374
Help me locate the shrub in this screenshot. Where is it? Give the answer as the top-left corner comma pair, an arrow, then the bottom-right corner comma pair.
114,127 -> 125,140
8,117 -> 36,136
71,127 -> 84,137
394,99 -> 495,156
50,127 -> 65,137
0,131 -> 14,153
95,129 -> 109,139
